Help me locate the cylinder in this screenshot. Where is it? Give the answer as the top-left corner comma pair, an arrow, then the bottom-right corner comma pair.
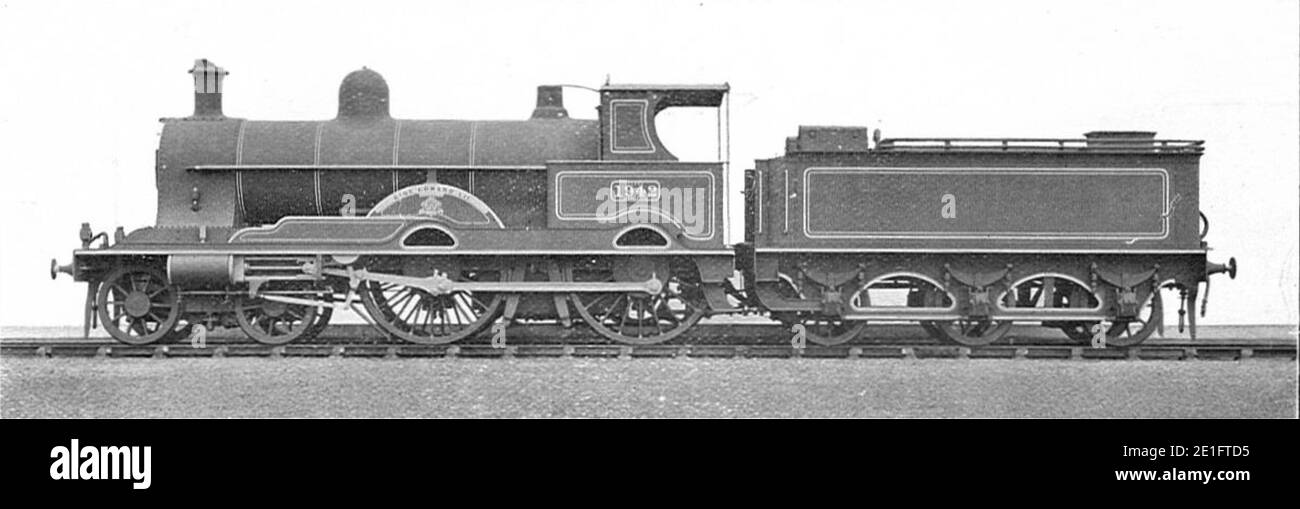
167,255 -> 233,288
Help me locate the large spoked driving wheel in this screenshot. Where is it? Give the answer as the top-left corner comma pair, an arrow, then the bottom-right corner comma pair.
931,318 -> 1012,346
568,265 -> 706,345
361,270 -> 503,344
234,285 -> 321,345
96,266 -> 181,345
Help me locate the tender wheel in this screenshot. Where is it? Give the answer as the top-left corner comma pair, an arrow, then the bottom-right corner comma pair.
1051,281 -> 1102,344
96,266 -> 181,345
932,319 -> 1012,346
568,262 -> 706,345
361,270 -> 503,344
904,285 -> 950,342
234,286 -> 320,345
1103,290 -> 1161,347
771,274 -> 865,346
919,321 -> 945,340
1061,323 -> 1094,343
1105,319 -> 1158,347
1059,286 -> 1161,347
999,275 -> 1103,344
790,316 -> 867,346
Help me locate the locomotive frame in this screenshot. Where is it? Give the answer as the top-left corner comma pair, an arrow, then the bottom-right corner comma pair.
51,59 -> 1237,348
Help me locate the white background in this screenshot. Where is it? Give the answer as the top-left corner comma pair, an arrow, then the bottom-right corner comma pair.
0,0 -> 1296,326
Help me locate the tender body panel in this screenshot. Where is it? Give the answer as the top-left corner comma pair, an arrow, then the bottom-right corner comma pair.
803,167 -> 1168,240
754,151 -> 1203,252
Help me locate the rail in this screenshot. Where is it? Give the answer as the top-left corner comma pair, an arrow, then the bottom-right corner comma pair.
2,341 -> 1293,361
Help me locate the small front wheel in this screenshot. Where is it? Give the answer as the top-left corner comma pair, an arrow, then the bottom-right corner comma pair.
96,266 -> 181,345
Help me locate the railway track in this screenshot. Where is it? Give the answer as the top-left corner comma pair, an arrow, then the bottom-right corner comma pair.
3,335 -> 1294,362
1,343 -> 1294,361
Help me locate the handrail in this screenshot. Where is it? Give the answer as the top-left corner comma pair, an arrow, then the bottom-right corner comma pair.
187,164 -> 548,172
875,138 -> 1204,153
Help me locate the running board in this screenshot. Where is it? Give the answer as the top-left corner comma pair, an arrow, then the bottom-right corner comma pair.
319,268 -> 663,295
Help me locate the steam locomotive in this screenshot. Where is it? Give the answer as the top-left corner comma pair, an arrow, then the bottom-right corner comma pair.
50,59 -> 1237,347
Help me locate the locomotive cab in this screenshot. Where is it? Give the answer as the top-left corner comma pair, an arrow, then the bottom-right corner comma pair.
597,84 -> 729,162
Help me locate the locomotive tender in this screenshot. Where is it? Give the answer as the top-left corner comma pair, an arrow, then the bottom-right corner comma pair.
51,59 -> 1237,347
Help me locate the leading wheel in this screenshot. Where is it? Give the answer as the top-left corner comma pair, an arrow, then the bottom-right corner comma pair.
96,266 -> 181,345
234,284 -> 321,345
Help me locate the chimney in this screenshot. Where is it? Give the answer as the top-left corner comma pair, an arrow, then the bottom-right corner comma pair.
189,59 -> 228,119
531,85 -> 568,119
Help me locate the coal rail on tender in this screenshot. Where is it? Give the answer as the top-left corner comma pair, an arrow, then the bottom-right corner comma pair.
50,59 -> 1239,350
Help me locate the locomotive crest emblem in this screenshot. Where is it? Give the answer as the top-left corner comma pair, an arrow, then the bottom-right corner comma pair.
367,183 -> 504,228
418,195 -> 445,218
